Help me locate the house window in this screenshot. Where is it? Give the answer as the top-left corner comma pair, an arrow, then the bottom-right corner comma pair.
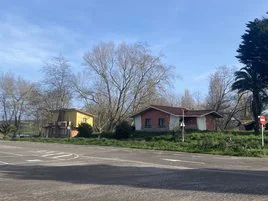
82,118 -> 88,123
145,119 -> 151,127
158,118 -> 165,127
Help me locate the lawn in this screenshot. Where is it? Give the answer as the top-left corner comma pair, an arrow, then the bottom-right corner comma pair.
2,130 -> 268,157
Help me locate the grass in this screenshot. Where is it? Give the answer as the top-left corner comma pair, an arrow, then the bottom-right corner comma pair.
2,130 -> 267,157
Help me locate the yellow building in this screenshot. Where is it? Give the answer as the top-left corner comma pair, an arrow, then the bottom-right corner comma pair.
44,108 -> 94,137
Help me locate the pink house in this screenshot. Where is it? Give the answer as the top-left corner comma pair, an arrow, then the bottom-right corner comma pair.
131,105 -> 222,131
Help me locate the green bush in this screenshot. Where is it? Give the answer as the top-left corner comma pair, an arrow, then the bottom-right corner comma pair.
77,123 -> 93,138
115,121 -> 132,139
0,123 -> 15,138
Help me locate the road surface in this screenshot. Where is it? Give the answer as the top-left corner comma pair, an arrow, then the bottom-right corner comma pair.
0,141 -> 267,201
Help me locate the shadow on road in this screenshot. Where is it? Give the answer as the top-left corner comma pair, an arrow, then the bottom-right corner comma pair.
0,164 -> 267,195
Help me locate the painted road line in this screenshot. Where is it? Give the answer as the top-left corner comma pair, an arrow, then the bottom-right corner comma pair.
82,156 -> 192,169
0,160 -> 9,165
37,150 -> 57,153
37,150 -> 48,153
163,159 -> 180,162
40,151 -> 57,154
212,156 -> 240,160
51,154 -> 73,159
173,154 -> 203,158
172,153 -> 183,156
26,159 -> 42,162
0,145 -> 23,149
0,155 -> 24,158
42,152 -> 65,157
162,158 -> 205,165
0,151 -> 23,156
12,154 -> 80,165
191,155 -> 203,158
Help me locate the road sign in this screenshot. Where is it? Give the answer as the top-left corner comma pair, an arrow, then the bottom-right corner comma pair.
180,122 -> 185,127
260,116 -> 266,125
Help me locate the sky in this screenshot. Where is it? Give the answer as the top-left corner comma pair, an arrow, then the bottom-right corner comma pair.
1,0 -> 268,100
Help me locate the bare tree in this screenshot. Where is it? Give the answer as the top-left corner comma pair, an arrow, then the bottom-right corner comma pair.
193,91 -> 206,109
0,72 -> 34,135
180,89 -> 196,109
205,66 -> 251,130
26,84 -> 53,135
42,55 -> 73,110
13,77 -> 35,135
0,72 -> 16,124
206,66 -> 235,112
74,42 -> 173,131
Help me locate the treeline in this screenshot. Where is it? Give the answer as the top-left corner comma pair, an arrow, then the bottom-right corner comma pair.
1,13 -> 268,134
0,43 -> 174,134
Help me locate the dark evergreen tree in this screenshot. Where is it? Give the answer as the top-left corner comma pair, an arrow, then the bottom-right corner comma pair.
233,14 -> 268,132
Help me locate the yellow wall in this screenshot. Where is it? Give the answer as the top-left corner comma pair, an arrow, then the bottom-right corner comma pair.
50,110 -> 93,128
75,112 -> 93,127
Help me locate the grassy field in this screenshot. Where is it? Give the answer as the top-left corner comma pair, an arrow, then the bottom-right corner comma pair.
2,130 -> 267,157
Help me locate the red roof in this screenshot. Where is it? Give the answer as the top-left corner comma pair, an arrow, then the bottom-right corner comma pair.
131,105 -> 223,118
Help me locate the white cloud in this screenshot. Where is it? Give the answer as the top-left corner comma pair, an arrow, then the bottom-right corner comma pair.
192,63 -> 243,82
192,70 -> 215,82
0,14 -> 81,67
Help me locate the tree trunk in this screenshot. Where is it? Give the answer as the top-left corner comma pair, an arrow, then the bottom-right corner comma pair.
252,91 -> 262,133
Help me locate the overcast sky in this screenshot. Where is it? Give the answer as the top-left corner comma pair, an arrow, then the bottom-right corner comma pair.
1,0 -> 268,98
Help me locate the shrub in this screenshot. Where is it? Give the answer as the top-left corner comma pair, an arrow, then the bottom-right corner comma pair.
77,123 -> 93,138
198,136 -> 215,150
115,121 -> 132,139
0,123 -> 15,138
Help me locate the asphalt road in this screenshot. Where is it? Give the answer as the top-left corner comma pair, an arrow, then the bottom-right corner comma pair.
0,141 -> 267,201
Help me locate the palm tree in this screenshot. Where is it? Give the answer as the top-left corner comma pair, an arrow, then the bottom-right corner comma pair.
232,67 -> 267,132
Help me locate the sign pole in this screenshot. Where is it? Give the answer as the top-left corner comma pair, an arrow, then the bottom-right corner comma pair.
182,109 -> 185,142
259,115 -> 266,147
262,124 -> 264,147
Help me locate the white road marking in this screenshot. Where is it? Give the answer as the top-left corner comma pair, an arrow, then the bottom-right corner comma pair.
162,158 -> 205,165
41,151 -> 56,154
0,145 -> 23,149
191,155 -> 203,158
212,156 -> 239,160
172,153 -> 183,156
82,156 -> 192,169
163,159 -> 180,162
9,154 -> 80,165
0,155 -> 25,158
0,151 -> 23,156
51,154 -> 73,159
173,154 -> 203,158
0,160 -> 9,165
26,159 -> 42,162
42,152 -> 65,157
37,150 -> 48,153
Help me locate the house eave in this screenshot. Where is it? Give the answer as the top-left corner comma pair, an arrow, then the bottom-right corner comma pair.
199,112 -> 223,118
130,105 -> 223,119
